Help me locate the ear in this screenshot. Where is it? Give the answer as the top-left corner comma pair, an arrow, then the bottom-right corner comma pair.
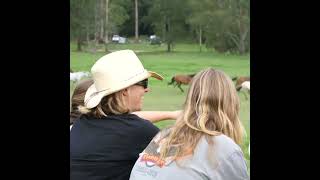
122,88 -> 129,96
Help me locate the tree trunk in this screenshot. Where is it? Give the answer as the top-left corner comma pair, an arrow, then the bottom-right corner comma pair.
135,0 -> 139,43
239,38 -> 245,54
165,18 -> 171,52
167,42 -> 171,52
100,0 -> 105,41
239,27 -> 249,54
237,0 -> 245,54
94,2 -> 98,42
162,23 -> 166,42
238,23 -> 245,54
77,37 -> 82,51
163,15 -> 167,43
100,19 -> 104,41
105,0 -> 109,52
86,26 -> 90,43
199,26 -> 202,52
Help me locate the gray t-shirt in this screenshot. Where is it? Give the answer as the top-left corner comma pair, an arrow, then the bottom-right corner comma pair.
129,130 -> 249,180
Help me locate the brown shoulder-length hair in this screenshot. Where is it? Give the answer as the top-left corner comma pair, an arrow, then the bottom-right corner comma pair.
81,90 -> 130,118
78,90 -> 129,119
70,78 -> 94,124
71,78 -> 130,121
159,68 -> 245,161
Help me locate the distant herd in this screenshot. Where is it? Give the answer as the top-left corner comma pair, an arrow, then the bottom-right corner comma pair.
167,73 -> 250,98
70,68 -> 250,97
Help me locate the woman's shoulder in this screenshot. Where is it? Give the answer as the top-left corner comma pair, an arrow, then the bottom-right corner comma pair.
123,114 -> 160,134
213,134 -> 242,153
151,127 -> 172,140
210,135 -> 249,179
76,113 -> 155,128
195,134 -> 242,160
214,134 -> 241,148
126,114 -> 158,126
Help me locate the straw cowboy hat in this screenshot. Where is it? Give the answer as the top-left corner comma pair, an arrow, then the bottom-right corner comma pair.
84,49 -> 163,109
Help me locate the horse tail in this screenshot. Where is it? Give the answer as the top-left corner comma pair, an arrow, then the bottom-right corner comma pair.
168,77 -> 175,85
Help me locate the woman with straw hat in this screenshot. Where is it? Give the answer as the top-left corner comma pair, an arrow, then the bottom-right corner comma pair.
70,78 -> 180,130
70,50 -> 171,180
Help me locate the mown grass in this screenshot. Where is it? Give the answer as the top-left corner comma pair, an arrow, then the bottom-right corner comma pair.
70,42 -> 250,172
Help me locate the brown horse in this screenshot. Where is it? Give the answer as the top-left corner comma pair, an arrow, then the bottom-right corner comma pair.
168,74 -> 195,92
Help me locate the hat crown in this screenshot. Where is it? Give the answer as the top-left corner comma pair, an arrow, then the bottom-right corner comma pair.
84,49 -> 163,109
91,50 -> 148,92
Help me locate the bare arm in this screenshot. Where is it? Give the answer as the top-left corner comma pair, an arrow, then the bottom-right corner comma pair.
131,110 -> 182,123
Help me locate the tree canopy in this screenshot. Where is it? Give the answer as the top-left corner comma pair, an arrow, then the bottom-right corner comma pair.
70,0 -> 250,54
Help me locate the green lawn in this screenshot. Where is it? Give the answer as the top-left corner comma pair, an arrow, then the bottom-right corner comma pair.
70,42 -> 250,172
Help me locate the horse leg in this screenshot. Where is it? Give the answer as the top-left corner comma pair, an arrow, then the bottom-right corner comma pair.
178,84 -> 184,92
236,85 -> 242,91
243,91 -> 248,100
168,77 -> 175,86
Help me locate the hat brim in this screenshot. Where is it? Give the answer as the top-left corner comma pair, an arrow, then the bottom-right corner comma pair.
148,71 -> 163,80
84,84 -> 109,109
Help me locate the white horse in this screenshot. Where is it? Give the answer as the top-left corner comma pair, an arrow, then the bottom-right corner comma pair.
70,71 -> 90,82
240,81 -> 250,91
237,81 -> 250,100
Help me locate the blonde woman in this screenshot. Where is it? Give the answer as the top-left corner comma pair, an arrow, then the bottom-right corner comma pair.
129,68 -> 249,180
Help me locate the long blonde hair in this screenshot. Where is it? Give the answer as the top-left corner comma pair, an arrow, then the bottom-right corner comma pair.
160,68 -> 244,160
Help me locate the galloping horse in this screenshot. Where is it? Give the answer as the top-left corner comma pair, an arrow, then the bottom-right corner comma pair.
168,74 -> 195,92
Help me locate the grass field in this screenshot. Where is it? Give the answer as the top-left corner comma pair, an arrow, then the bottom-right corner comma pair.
70,42 -> 250,171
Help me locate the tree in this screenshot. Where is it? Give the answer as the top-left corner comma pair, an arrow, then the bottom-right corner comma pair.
119,0 -> 154,36
70,0 -> 95,51
70,0 -> 129,52
145,0 -> 189,52
204,0 -> 250,54
232,0 -> 250,54
99,0 -> 105,42
135,0 -> 139,42
108,0 -> 130,35
105,0 -> 110,44
105,0 -> 130,51
185,0 -> 250,54
186,0 -> 212,52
